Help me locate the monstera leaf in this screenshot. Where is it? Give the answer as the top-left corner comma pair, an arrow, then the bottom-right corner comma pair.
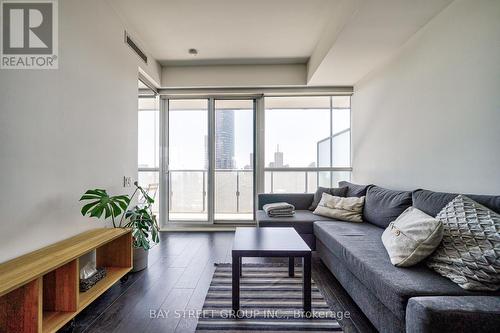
80,183 -> 160,250
124,207 -> 160,250
80,189 -> 130,226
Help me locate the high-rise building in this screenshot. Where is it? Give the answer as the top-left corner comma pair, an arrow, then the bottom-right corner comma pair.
203,111 -> 236,169
215,110 -> 235,169
269,145 -> 286,167
274,145 -> 284,167
244,153 -> 254,169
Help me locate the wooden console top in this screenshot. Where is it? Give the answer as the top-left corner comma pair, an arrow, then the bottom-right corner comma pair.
0,228 -> 129,297
0,228 -> 132,333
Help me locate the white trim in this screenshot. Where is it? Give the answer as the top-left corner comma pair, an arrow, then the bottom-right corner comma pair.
207,98 -> 215,224
264,167 -> 352,172
159,98 -> 168,228
158,86 -> 353,97
255,97 -> 265,212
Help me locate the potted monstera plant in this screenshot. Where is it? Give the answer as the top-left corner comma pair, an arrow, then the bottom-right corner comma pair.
80,181 -> 159,272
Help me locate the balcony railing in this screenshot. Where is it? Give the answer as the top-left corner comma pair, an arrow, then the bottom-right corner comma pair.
138,168 -> 351,220
264,168 -> 352,194
168,169 -> 253,214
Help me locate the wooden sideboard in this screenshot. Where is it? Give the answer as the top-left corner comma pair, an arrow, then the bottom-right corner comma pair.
0,228 -> 132,333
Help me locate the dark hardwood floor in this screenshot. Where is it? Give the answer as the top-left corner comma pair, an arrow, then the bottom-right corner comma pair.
69,232 -> 376,333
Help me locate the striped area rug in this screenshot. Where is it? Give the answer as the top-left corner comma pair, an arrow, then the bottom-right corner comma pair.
196,263 -> 343,332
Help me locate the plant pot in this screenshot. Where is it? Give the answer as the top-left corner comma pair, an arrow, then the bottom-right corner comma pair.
132,247 -> 149,272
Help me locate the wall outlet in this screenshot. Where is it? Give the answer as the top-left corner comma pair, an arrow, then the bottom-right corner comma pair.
123,176 -> 132,187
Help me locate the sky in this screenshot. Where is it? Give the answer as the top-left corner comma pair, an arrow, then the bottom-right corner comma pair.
138,102 -> 350,170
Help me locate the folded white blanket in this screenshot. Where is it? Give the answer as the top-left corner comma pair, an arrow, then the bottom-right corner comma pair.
268,211 -> 295,217
263,202 -> 295,217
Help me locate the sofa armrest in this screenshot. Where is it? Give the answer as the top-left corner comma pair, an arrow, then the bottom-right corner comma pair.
257,193 -> 314,210
406,296 -> 500,333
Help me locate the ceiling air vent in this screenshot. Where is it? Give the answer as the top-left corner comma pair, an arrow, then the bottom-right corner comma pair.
124,31 -> 148,64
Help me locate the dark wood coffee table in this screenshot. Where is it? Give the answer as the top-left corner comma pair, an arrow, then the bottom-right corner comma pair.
232,227 -> 312,312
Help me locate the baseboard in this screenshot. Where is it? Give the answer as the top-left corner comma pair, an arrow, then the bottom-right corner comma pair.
160,222 -> 256,232
160,226 -> 237,232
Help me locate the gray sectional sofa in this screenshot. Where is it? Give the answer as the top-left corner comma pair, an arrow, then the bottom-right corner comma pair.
257,182 -> 500,333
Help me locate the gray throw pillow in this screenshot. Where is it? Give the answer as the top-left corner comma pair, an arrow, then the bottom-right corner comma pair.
382,207 -> 443,267
363,185 -> 413,228
338,181 -> 371,197
309,186 -> 347,211
427,195 -> 500,291
412,189 -> 500,216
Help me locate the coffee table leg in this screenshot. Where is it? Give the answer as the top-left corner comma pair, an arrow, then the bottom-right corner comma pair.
288,257 -> 294,277
232,253 -> 240,312
303,253 -> 311,313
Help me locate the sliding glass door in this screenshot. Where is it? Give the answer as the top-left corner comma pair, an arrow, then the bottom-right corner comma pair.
168,99 -> 209,222
214,100 -> 254,221
165,98 -> 255,224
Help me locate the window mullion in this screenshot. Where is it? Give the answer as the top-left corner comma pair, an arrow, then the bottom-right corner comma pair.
208,98 -> 215,224
330,96 -> 333,187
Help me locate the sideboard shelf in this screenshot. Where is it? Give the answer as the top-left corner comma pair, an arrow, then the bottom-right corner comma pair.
0,228 -> 132,333
78,266 -> 129,309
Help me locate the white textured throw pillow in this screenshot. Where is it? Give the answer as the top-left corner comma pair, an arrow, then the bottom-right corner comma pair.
427,195 -> 500,291
313,193 -> 365,222
382,207 -> 443,267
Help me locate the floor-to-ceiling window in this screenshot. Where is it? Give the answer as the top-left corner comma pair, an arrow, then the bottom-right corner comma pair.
138,92 -> 352,227
137,91 -> 160,218
214,100 -> 254,221
168,99 -> 209,222
264,96 -> 351,193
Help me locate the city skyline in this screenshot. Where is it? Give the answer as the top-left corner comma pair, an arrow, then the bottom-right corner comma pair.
140,105 -> 350,170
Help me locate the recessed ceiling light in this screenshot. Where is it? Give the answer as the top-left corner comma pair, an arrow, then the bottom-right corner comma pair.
188,48 -> 198,55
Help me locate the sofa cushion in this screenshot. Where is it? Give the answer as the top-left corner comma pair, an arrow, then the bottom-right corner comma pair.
313,221 -> 499,320
412,189 -> 500,216
309,186 -> 347,211
317,241 -> 405,333
338,181 -> 371,197
406,296 -> 500,333
257,210 -> 335,234
363,185 -> 413,228
257,193 -> 314,210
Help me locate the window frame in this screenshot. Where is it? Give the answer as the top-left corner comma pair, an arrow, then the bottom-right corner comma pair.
161,96 -> 258,227
138,92 -> 353,228
138,95 -> 161,220
263,96 -> 352,193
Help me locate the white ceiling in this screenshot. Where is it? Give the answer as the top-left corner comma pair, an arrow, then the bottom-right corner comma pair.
307,0 -> 454,85
108,0 -> 343,65
109,0 -> 454,86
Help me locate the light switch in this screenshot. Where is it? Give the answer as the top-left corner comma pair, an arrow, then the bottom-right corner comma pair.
123,176 -> 132,187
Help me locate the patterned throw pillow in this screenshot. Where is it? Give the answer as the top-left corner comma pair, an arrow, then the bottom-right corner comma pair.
427,195 -> 500,291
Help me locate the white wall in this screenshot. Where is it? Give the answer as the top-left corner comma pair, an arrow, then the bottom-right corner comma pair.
0,0 -> 160,263
351,0 -> 500,195
162,64 -> 306,87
